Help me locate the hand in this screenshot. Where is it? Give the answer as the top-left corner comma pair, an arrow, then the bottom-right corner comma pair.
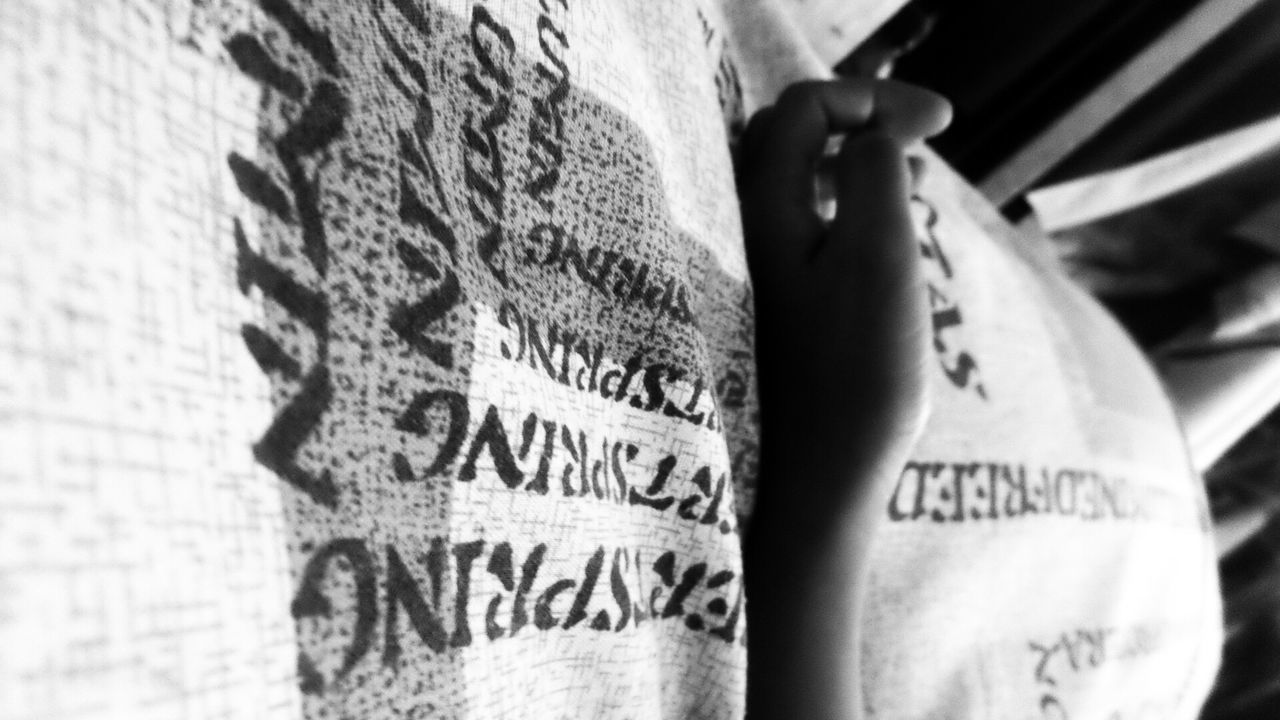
739,78 -> 948,536
737,79 -> 950,720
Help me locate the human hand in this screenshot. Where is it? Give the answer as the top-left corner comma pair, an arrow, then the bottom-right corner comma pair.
738,79 -> 949,525
737,79 -> 950,720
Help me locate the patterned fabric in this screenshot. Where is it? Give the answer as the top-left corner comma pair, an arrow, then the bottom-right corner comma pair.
231,2 -> 760,716
2,1 -> 756,718
724,15 -> 1223,717
0,2 -> 1222,719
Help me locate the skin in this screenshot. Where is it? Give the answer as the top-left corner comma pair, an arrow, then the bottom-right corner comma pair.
737,79 -> 951,720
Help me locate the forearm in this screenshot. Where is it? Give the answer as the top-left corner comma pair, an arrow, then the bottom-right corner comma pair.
744,425 -> 919,720
735,77 -> 948,720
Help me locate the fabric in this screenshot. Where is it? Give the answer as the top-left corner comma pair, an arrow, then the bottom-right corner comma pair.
724,14 -> 1224,720
866,162 -> 1223,720
3,1 -> 757,718
1,2 -> 1221,720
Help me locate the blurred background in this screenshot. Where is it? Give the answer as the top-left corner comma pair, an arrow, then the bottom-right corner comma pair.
816,0 -> 1280,716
